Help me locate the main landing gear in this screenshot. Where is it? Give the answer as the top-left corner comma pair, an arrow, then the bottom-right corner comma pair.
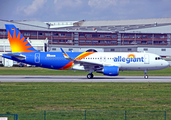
144,70 -> 148,79
87,73 -> 94,79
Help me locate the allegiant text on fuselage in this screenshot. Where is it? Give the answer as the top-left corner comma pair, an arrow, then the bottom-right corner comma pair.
113,56 -> 144,64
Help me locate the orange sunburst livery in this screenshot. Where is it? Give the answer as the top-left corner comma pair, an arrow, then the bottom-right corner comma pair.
75,52 -> 94,60
59,52 -> 94,70
128,54 -> 135,58
8,29 -> 35,53
59,61 -> 74,70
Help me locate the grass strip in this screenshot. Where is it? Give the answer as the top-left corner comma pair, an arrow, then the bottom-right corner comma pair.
0,67 -> 170,76
0,82 -> 171,114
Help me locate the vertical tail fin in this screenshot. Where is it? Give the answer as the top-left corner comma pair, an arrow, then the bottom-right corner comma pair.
5,24 -> 38,53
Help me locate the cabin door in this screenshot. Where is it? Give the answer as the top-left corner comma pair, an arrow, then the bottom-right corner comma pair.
144,54 -> 149,64
35,53 -> 40,63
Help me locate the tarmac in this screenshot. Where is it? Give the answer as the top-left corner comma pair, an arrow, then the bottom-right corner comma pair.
0,75 -> 171,82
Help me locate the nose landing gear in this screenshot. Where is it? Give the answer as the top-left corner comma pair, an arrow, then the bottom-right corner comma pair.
144,70 -> 148,79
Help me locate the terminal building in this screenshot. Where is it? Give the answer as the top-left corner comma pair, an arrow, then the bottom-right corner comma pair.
0,18 -> 171,65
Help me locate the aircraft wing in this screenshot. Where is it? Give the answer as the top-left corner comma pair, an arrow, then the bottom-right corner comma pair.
3,54 -> 25,60
74,59 -> 120,66
60,48 -> 120,71
60,48 -> 102,65
74,59 -> 102,65
75,59 -> 120,67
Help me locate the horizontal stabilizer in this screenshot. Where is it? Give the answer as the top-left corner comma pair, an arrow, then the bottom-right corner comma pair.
4,54 -> 25,60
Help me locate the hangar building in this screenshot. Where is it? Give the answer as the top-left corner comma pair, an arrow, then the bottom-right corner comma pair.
0,18 -> 171,65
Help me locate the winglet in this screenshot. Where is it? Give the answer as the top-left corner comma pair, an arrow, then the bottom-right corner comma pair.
60,48 -> 73,61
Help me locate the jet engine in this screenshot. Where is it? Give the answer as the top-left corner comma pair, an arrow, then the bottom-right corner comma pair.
96,66 -> 119,76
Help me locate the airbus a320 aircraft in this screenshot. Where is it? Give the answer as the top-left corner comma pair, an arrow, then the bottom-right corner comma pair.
2,24 -> 169,79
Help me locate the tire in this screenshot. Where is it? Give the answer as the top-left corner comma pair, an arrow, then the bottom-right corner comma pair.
144,75 -> 148,79
87,73 -> 93,79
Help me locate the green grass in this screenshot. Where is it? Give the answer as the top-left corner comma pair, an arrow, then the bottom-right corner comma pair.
0,67 -> 170,76
1,83 -> 171,119
1,83 -> 171,113
0,67 -> 171,119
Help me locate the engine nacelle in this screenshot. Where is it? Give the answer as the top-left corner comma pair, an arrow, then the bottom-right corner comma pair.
103,66 -> 119,76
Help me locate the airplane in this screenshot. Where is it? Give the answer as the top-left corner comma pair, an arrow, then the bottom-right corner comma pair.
2,24 -> 170,79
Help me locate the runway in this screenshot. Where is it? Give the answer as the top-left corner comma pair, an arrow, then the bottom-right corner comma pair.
0,75 -> 171,82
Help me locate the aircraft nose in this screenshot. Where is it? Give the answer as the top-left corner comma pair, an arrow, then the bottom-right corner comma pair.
164,61 -> 170,67
161,61 -> 169,69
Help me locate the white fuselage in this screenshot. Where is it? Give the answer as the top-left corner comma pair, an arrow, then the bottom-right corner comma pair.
72,52 -> 169,71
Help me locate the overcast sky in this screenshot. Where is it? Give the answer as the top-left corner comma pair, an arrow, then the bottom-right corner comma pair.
0,0 -> 171,22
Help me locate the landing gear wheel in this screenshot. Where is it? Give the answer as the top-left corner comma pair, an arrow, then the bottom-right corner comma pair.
144,70 -> 148,79
87,73 -> 94,79
144,75 -> 148,79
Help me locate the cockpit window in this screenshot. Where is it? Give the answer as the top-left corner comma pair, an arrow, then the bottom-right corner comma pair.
155,57 -> 163,60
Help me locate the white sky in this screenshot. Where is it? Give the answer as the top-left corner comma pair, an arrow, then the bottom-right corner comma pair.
0,0 -> 171,21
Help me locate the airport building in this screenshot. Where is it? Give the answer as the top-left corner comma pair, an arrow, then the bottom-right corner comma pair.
1,18 -> 171,65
